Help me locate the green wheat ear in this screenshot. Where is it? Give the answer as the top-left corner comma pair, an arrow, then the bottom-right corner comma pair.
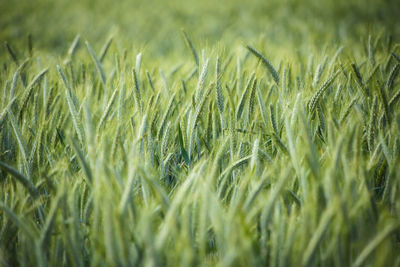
236,72 -> 255,120
18,68 -> 49,120
182,30 -> 199,66
368,96 -> 377,152
216,56 -> 224,114
385,64 -> 399,90
86,41 -> 106,85
247,45 -> 279,85
97,87 -> 118,132
68,34 -> 81,59
132,67 -> 143,112
308,70 -> 340,114
269,103 -> 278,135
5,41 -> 19,65
99,35 -> 113,62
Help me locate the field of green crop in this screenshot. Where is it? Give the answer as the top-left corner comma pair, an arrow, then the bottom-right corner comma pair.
1,0 -> 400,266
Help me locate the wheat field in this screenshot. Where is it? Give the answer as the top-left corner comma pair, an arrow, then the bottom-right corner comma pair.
1,0 -> 400,266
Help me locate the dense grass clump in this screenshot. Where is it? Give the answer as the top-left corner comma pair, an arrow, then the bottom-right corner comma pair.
1,0 -> 400,266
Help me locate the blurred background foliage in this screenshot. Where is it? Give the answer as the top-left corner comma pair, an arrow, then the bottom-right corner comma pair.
1,0 -> 399,58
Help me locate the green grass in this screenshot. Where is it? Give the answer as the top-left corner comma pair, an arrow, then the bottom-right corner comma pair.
1,0 -> 400,266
